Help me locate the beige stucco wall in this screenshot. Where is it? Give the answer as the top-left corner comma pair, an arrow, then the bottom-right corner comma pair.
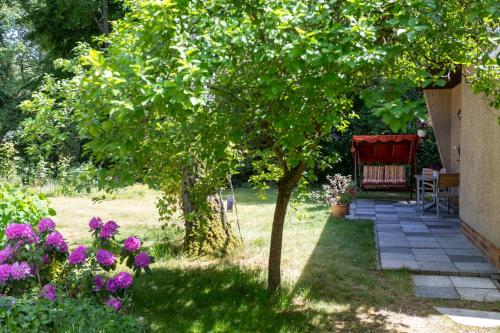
424,86 -> 461,173
459,82 -> 500,247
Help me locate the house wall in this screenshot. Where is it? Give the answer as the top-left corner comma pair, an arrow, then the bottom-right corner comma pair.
459,81 -> 500,249
424,82 -> 500,267
424,86 -> 461,173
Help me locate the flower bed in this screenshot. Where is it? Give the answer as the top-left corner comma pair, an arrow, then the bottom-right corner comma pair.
0,216 -> 153,312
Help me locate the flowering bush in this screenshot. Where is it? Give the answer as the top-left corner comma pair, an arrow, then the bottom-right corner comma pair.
322,174 -> 353,205
0,216 -> 154,312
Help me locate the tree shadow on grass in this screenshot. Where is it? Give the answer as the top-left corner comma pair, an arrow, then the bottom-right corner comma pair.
131,260 -> 405,333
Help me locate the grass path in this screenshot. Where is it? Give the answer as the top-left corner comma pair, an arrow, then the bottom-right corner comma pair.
50,187 -> 500,332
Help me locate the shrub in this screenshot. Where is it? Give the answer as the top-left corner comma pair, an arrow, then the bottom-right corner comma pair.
0,296 -> 143,333
0,217 -> 153,312
0,184 -> 56,239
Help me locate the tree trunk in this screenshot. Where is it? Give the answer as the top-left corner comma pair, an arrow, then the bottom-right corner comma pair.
267,183 -> 292,291
180,166 -> 239,256
101,0 -> 110,35
268,162 -> 306,291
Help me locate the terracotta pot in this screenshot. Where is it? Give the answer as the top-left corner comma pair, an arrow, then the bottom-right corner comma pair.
331,204 -> 350,218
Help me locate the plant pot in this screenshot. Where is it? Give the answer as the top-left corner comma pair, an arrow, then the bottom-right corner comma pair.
331,204 -> 350,218
417,129 -> 427,138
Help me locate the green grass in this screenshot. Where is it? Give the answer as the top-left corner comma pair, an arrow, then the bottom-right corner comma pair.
50,186 -> 500,333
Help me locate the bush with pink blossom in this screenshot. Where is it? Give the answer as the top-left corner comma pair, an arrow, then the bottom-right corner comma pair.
0,216 -> 154,311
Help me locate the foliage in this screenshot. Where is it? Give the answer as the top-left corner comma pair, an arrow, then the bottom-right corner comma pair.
0,140 -> 18,180
0,184 -> 55,239
318,174 -> 353,206
17,0 -> 125,60
0,296 -> 143,333
0,217 -> 153,311
74,0 -> 499,289
0,2 -> 44,139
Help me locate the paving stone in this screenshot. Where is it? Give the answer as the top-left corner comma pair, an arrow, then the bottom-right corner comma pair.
455,262 -> 497,274
409,240 -> 442,249
379,247 -> 412,254
380,253 -> 415,261
437,239 -> 475,249
412,275 -> 453,287
444,248 -> 483,256
404,232 -> 431,237
406,236 -> 436,242
375,219 -> 400,224
412,248 -> 446,255
379,239 -> 410,247
414,286 -> 460,299
415,262 -> 458,275
381,258 -> 418,270
449,255 -> 487,263
456,288 -> 500,302
430,228 -> 459,234
414,253 -> 451,262
434,307 -> 500,328
450,277 -> 497,289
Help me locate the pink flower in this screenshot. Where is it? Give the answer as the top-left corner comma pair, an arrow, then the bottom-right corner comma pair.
99,221 -> 119,239
0,245 -> 14,264
0,264 -> 10,282
41,284 -> 56,301
93,275 -> 105,291
37,218 -> 56,233
105,297 -> 122,311
5,223 -> 38,243
46,231 -> 68,253
124,236 -> 141,252
96,249 -> 116,267
89,217 -> 103,230
42,254 -> 51,265
10,261 -> 31,280
134,252 -> 151,268
68,246 -> 87,265
114,272 -> 133,289
106,277 -> 119,293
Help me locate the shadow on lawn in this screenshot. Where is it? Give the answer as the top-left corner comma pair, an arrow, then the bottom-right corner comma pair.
130,260 -> 406,333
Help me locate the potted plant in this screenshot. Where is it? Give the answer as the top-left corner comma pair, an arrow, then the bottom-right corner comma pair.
417,120 -> 428,138
324,174 -> 353,218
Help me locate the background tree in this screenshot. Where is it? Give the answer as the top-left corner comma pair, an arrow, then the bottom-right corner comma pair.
73,0 -> 498,290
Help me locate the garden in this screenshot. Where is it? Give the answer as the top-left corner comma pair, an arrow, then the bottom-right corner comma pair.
0,1 -> 499,332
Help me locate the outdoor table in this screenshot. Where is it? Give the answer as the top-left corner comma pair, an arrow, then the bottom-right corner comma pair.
415,174 -> 438,214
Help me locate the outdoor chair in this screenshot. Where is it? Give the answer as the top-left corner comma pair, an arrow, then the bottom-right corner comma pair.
420,168 -> 437,210
435,173 -> 460,217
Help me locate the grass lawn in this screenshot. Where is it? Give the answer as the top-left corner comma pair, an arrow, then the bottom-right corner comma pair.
50,187 -> 500,333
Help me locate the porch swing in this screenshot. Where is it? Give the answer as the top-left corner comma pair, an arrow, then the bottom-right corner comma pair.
351,134 -> 420,192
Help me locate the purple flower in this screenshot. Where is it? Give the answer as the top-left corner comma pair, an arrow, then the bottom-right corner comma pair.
0,245 -> 14,264
89,217 -> 103,230
45,231 -> 68,253
68,246 -> 87,265
96,249 -> 116,267
99,221 -> 119,239
93,275 -> 105,291
105,297 -> 122,311
37,218 -> 56,233
134,252 -> 151,268
106,277 -> 119,293
41,284 -> 56,301
10,261 -> 31,280
5,223 -> 38,244
42,254 -> 51,265
124,236 -> 141,252
114,272 -> 133,289
0,264 -> 10,282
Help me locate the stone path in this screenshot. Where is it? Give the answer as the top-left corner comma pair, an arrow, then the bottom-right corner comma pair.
348,199 -> 499,276
434,307 -> 500,328
413,275 -> 500,301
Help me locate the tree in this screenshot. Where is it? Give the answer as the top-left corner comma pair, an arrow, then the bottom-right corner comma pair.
75,0 -> 498,290
18,0 -> 125,59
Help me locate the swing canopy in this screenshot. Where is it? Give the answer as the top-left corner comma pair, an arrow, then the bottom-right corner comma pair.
351,134 -> 419,165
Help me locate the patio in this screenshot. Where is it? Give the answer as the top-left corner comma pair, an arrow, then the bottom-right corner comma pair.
348,199 -> 499,276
